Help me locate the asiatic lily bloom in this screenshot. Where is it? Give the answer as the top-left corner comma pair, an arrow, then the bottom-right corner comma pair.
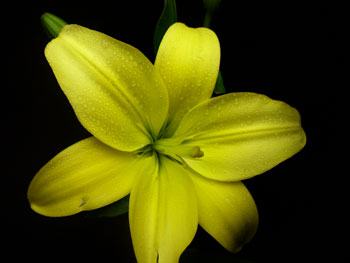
28,22 -> 306,262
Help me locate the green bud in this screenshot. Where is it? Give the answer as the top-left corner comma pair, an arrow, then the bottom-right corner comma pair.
41,12 -> 68,39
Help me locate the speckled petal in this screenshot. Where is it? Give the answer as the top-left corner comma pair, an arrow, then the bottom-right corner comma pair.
155,23 -> 220,136
28,137 -> 139,217
190,172 -> 258,253
174,92 -> 306,181
45,24 -> 169,151
129,155 -> 198,263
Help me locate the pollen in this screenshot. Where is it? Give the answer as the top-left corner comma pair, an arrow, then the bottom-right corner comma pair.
191,146 -> 204,158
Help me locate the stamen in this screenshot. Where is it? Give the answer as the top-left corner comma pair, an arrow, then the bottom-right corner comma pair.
152,142 -> 204,159
135,144 -> 153,157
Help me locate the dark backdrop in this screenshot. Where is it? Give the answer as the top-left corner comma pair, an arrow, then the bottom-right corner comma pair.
6,1 -> 344,262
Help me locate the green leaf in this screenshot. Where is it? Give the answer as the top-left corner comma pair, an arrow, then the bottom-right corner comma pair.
214,70 -> 226,94
41,12 -> 68,39
83,195 -> 130,218
154,0 -> 177,56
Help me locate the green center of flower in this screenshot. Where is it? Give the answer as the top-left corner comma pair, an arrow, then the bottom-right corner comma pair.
136,138 -> 204,163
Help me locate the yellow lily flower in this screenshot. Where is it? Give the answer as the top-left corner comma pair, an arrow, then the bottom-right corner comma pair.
28,23 -> 306,262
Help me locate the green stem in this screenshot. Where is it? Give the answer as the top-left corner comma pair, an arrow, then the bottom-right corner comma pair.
203,12 -> 212,28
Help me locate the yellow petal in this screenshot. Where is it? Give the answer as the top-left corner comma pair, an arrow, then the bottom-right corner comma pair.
155,23 -> 220,136
174,92 -> 306,181
28,137 -> 140,217
129,155 -> 198,263
45,25 -> 169,151
190,171 -> 258,253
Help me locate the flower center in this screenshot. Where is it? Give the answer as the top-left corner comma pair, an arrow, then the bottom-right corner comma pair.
136,138 -> 204,163
153,143 -> 204,158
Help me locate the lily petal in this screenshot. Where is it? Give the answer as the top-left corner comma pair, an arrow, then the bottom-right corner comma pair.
45,25 -> 169,151
28,137 -> 139,217
155,23 -> 220,136
190,171 -> 258,253
175,92 -> 306,181
129,155 -> 198,263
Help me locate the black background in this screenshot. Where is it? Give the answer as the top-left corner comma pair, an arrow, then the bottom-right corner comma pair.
6,1 -> 344,262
